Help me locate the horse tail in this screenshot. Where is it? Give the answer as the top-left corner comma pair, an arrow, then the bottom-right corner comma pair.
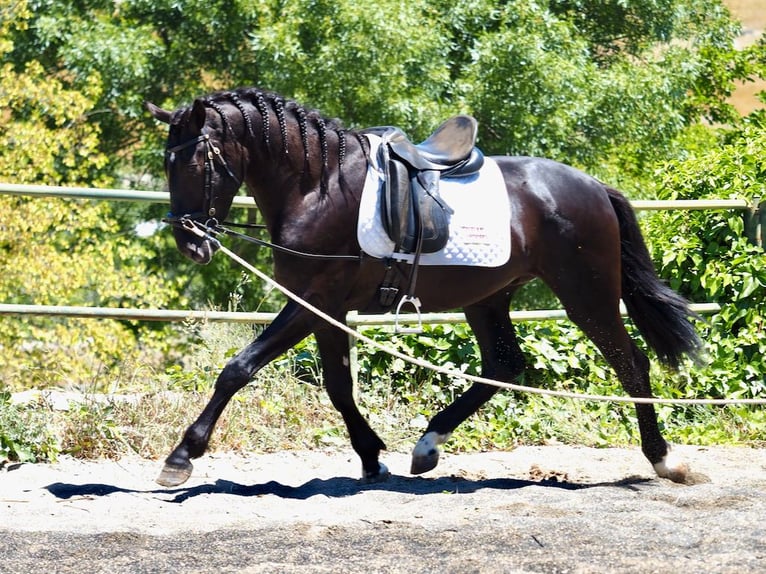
606,187 -> 702,370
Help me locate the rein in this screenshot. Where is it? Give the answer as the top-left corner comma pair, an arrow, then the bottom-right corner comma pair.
165,216 -> 365,263
217,223 -> 365,262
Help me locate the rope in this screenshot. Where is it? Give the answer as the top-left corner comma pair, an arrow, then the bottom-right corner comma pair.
215,242 -> 766,407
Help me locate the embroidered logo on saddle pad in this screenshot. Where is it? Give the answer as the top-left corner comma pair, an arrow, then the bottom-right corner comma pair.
358,134 -> 511,267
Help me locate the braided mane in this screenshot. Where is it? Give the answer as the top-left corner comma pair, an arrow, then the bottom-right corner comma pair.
202,88 -> 368,193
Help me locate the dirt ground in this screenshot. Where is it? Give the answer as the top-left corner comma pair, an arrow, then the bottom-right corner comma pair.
1,445 -> 764,573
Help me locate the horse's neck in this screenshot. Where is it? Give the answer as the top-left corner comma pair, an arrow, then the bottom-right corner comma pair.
243,133 -> 367,240
242,145 -> 321,234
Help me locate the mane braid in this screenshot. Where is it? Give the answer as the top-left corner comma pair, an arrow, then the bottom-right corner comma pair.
337,129 -> 346,168
205,98 -> 233,137
253,93 -> 271,149
314,114 -> 329,194
273,97 -> 289,155
351,131 -> 370,158
219,88 -> 368,194
295,107 -> 310,164
316,116 -> 328,168
228,93 -> 254,141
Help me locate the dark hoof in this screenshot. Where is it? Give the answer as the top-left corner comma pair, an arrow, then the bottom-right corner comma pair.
156,461 -> 193,487
410,451 -> 439,475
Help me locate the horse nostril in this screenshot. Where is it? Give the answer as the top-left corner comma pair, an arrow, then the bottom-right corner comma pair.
185,237 -> 220,265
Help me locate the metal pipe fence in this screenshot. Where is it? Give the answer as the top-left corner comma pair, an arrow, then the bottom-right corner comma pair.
0,182 -> 760,325
0,183 -> 257,209
0,302 -> 723,325
0,182 -> 754,211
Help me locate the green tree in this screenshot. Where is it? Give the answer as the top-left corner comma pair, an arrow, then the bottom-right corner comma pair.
450,1 -> 743,170
643,110 -> 766,401
6,0 -> 749,175
0,2 -> 184,389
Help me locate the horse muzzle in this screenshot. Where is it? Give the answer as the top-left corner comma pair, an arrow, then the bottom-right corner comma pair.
168,217 -> 221,264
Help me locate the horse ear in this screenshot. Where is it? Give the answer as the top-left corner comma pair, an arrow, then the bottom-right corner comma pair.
190,98 -> 208,133
145,101 -> 172,124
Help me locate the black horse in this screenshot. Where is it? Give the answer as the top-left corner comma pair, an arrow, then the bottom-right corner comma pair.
147,87 -> 700,487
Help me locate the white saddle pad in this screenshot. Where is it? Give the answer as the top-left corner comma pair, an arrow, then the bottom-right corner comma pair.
357,134 -> 511,267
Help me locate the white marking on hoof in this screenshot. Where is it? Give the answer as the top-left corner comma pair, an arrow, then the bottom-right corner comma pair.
653,448 -> 689,484
411,431 -> 451,475
362,462 -> 390,483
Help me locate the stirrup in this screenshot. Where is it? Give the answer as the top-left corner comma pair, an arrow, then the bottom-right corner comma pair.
394,295 -> 423,334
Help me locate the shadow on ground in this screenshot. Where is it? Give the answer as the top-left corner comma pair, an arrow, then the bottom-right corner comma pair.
46,472 -> 652,504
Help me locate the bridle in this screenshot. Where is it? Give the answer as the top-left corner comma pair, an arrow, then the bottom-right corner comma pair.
163,131 -> 242,227
162,128 -> 364,263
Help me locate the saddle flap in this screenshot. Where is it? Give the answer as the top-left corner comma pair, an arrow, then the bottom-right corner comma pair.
381,159 -> 451,254
410,172 -> 450,253
381,158 -> 412,250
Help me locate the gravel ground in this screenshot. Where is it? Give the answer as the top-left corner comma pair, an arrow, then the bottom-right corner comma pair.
1,445 -> 765,573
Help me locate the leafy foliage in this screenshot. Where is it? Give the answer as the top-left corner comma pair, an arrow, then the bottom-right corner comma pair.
1,1 -> 764,458
644,113 -> 766,404
0,391 -> 59,463
5,0 -> 749,173
0,3 -> 184,389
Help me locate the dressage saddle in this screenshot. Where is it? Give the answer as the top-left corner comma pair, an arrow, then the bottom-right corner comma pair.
363,115 -> 484,254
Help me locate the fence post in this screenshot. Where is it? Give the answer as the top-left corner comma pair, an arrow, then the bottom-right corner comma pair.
346,311 -> 359,399
744,198 -> 763,248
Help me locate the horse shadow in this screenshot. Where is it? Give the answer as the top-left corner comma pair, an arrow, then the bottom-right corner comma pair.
45,472 -> 653,504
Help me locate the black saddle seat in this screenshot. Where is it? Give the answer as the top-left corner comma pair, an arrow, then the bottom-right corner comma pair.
363,115 -> 482,175
388,115 -> 479,172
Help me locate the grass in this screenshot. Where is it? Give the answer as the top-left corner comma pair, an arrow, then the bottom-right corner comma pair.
3,317 -> 764,466
2,371 -> 439,464
1,316 -> 441,463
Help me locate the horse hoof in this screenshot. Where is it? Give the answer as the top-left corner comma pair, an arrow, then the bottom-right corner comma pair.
653,449 -> 689,484
156,461 -> 194,487
411,452 -> 439,475
362,462 -> 390,483
410,431 -> 450,475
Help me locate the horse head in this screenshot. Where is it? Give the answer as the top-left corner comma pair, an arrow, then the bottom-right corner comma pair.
147,99 -> 245,264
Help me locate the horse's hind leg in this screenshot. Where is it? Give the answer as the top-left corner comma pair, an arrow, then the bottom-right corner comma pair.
550,277 -> 688,483
315,324 -> 388,481
411,289 -> 524,474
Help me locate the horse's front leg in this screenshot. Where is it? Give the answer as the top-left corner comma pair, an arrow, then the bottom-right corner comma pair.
157,301 -> 315,487
315,324 -> 389,481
